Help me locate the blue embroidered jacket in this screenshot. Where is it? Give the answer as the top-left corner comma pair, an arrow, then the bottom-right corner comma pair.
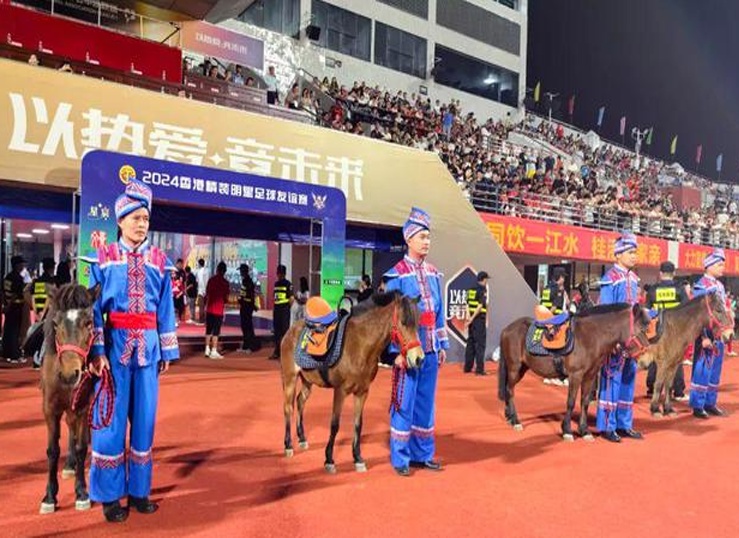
599,264 -> 639,306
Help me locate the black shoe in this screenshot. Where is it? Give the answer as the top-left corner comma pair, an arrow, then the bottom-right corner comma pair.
705,406 -> 727,417
616,428 -> 644,440
394,466 -> 410,477
693,409 -> 710,420
102,501 -> 129,523
601,431 -> 621,443
410,460 -> 443,471
128,495 -> 159,514
463,369 -> 472,374
268,354 -> 280,361
475,371 -> 488,376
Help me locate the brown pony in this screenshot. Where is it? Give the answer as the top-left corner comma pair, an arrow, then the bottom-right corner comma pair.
280,291 -> 423,473
640,293 -> 734,416
39,283 -> 100,514
497,303 -> 652,441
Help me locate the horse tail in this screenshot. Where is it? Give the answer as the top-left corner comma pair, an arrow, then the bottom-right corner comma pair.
497,337 -> 508,401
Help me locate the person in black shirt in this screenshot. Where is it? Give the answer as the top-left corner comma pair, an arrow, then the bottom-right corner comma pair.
185,266 -> 198,323
270,264 -> 293,360
238,263 -> 260,353
357,274 -> 373,302
645,261 -> 689,398
464,271 -> 489,375
3,255 -> 27,363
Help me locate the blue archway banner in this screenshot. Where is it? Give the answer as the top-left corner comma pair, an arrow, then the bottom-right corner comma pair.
78,150 -> 346,306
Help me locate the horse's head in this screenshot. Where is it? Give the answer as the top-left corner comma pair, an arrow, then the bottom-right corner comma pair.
48,284 -> 100,387
622,304 -> 652,358
704,292 -> 734,343
390,293 -> 425,369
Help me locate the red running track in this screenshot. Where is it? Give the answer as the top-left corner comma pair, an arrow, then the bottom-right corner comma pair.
1,350 -> 739,538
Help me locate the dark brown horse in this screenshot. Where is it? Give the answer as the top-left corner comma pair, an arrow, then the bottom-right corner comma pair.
280,291 -> 423,473
497,303 -> 652,441
639,293 -> 734,416
38,283 -> 100,514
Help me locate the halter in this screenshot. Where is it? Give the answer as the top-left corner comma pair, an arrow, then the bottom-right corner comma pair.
704,294 -> 733,334
56,331 -> 115,431
622,307 -> 649,358
389,303 -> 422,413
389,304 -> 422,368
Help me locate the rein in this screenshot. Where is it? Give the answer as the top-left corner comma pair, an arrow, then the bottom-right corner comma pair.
389,303 -> 421,413
705,295 -> 732,334
622,307 -> 649,358
57,333 -> 115,430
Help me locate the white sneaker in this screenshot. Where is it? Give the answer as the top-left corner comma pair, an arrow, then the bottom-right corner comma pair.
205,346 -> 211,358
543,378 -> 553,385
209,350 -> 224,360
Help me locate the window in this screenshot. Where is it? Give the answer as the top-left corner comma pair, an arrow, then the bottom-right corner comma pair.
238,0 -> 301,38
312,0 -> 372,62
433,45 -> 519,106
376,0 -> 429,19
374,23 -> 427,79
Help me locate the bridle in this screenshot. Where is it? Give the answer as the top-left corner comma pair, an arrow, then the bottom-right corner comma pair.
704,294 -> 733,334
55,333 -> 94,368
389,303 -> 421,368
623,306 -> 650,358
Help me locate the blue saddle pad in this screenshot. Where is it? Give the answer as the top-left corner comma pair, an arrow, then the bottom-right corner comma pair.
534,311 -> 570,328
294,313 -> 351,371
525,318 -> 575,357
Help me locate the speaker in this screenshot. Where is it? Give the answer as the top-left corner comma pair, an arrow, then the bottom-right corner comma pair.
306,24 -> 321,41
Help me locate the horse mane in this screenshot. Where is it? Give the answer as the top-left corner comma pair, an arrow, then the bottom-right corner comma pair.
351,290 -> 403,316
575,302 -> 630,318
44,284 -> 95,347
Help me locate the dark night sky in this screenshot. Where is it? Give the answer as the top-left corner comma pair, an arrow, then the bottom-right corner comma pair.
527,0 -> 739,181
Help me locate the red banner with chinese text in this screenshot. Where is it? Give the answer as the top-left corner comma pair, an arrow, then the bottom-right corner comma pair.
480,213 -> 668,267
678,244 -> 739,275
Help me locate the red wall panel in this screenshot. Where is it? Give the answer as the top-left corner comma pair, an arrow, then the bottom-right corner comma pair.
0,3 -> 181,82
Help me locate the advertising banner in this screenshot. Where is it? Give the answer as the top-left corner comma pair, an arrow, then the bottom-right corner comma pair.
180,21 -> 264,70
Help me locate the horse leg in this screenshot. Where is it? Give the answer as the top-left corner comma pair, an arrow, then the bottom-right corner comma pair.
296,381 -> 312,450
282,367 -> 298,458
562,373 -> 582,442
352,391 -> 369,472
71,417 -> 91,511
578,373 -> 597,442
506,362 -> 528,431
651,361 -> 666,416
62,434 -> 76,479
663,364 -> 679,416
40,411 -> 62,514
324,388 -> 346,474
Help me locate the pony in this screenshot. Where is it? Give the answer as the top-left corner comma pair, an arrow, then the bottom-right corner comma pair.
497,303 -> 652,441
39,283 -> 100,514
639,293 -> 734,416
280,291 -> 423,473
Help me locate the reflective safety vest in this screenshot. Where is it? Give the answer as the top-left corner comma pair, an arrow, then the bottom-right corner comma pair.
33,281 -> 49,313
467,287 -> 487,315
652,285 -> 681,310
540,286 -> 564,314
274,283 -> 290,306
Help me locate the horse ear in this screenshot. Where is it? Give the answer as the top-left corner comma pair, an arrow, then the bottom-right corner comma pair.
89,283 -> 102,302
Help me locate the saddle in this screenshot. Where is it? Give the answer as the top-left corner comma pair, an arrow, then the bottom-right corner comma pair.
294,297 -> 352,387
533,306 -> 572,351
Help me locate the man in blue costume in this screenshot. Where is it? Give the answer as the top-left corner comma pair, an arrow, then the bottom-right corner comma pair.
690,248 -> 730,419
596,233 -> 644,443
384,207 -> 449,476
81,180 -> 179,523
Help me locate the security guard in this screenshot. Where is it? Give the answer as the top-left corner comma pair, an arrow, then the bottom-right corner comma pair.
238,263 -> 260,353
2,255 -> 28,363
29,257 -> 57,317
270,264 -> 292,360
540,267 -> 568,314
464,271 -> 489,375
645,261 -> 689,398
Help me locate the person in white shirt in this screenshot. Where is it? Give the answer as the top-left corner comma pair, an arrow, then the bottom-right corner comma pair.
194,258 -> 209,324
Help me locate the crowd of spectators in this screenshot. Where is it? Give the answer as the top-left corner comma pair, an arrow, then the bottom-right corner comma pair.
308,76 -> 739,249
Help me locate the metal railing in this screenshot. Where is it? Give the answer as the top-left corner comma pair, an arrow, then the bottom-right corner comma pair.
470,184 -> 739,249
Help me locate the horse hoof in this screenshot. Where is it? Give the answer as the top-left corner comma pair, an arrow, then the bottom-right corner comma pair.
39,502 -> 56,515
299,441 -> 309,450
324,463 -> 337,474
667,411 -> 678,417
651,411 -> 663,418
354,462 -> 367,473
284,448 -> 294,458
582,433 -> 595,443
513,423 -> 524,432
61,468 -> 75,479
562,433 -> 575,442
75,499 -> 91,511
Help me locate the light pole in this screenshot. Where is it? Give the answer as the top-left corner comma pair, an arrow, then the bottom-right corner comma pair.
544,91 -> 558,122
